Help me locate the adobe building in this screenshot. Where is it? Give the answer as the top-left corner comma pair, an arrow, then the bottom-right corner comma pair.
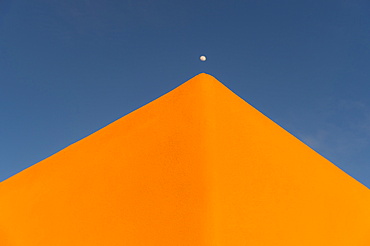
0,74 -> 369,245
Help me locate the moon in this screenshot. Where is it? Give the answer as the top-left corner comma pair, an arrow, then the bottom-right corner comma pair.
200,55 -> 207,61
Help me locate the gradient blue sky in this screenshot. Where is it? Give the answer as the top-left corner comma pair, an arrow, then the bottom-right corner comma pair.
1,0 -> 369,187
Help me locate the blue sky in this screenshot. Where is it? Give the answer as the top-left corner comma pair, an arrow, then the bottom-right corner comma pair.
1,0 -> 369,188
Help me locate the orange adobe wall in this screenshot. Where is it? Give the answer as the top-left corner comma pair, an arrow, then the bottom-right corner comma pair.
0,73 -> 369,245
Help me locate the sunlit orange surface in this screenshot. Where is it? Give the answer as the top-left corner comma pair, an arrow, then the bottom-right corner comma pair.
0,73 -> 369,245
